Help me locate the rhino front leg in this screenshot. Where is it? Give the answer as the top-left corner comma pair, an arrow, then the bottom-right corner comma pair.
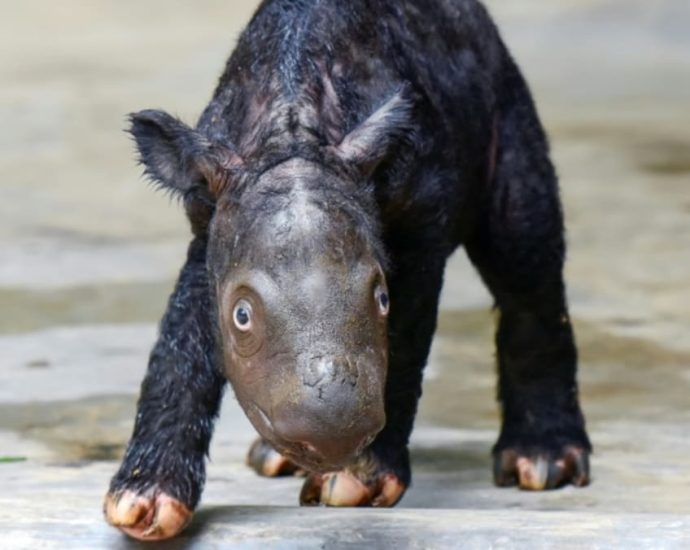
104,238 -> 225,541
466,61 -> 591,490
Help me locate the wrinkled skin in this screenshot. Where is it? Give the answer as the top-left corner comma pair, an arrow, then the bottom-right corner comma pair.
212,160 -> 390,471
105,0 -> 591,541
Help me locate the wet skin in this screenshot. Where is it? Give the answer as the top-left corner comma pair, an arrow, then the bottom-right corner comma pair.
105,0 -> 591,540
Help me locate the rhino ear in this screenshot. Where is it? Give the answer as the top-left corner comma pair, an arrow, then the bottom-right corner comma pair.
129,109 -> 243,198
333,87 -> 415,176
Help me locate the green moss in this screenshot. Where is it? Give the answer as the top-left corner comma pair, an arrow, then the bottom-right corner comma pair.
0,456 -> 27,464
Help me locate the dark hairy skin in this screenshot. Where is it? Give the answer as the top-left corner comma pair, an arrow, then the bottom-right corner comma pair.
105,0 -> 591,541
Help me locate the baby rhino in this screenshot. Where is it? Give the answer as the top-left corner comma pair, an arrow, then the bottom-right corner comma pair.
105,0 -> 591,541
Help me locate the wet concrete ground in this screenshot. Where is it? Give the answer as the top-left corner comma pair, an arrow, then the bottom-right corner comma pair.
1,0 -> 689,548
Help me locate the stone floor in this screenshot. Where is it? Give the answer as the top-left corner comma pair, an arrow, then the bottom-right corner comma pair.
1,1 -> 689,548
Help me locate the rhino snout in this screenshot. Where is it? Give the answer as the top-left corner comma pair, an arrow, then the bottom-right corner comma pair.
269,355 -> 385,470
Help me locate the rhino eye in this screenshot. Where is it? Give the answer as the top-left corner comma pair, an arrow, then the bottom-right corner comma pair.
375,286 -> 390,316
233,300 -> 253,331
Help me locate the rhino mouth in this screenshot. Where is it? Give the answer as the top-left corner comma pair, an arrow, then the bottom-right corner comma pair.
247,403 -> 368,472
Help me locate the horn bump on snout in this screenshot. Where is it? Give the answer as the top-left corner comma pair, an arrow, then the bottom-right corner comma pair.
302,356 -> 359,389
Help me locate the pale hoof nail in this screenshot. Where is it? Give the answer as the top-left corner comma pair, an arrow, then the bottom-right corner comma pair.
517,455 -> 549,491
371,474 -> 406,507
104,490 -> 192,541
300,470 -> 406,507
247,438 -> 302,478
320,472 -> 370,507
494,447 -> 591,491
